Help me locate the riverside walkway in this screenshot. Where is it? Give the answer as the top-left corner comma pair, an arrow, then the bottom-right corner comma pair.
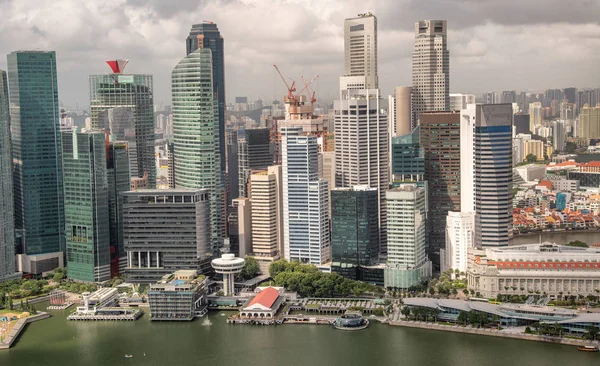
0,312 -> 50,350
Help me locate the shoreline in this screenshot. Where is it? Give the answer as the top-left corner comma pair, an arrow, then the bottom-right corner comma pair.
0,312 -> 50,350
388,320 -> 598,347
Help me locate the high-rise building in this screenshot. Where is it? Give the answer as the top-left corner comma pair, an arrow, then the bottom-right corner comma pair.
552,120 -> 565,152
384,185 -> 431,289
513,114 -> 530,135
412,20 -> 449,123
344,13 -> 378,89
441,211 -> 474,274
166,141 -> 175,189
228,197 -> 251,258
250,166 -> 283,271
237,128 -> 271,198
389,86 -> 412,136
123,189 -> 211,283
331,186 -> 379,280
461,104 -> 513,247
335,87 -> 388,252
8,51 -> 65,272
563,87 -> 577,104
578,104 -> 600,139
390,127 -> 424,182
449,93 -> 476,111
522,140 -> 544,161
186,22 -> 227,224
61,131 -> 111,283
172,48 -> 223,253
282,126 -> 330,264
420,111 -> 461,258
226,128 -> 239,206
529,102 -> 542,133
90,62 -> 156,188
502,91 -> 516,104
0,70 -> 17,280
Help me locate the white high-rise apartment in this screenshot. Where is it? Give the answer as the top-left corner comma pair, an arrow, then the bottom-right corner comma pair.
461,104 -> 513,247
450,93 -> 476,111
412,20 -> 449,124
384,185 -> 432,289
344,13 -> 377,89
250,166 -> 282,270
442,211 -> 474,274
529,102 -> 542,133
334,87 -> 388,253
281,126 -> 330,264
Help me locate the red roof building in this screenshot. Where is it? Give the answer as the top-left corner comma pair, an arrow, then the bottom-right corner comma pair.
241,287 -> 284,319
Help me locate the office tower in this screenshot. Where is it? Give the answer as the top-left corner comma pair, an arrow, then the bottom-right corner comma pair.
237,128 -> 271,198
7,51 -> 64,272
123,189 -> 211,283
226,128 -> 239,206
412,20 -> 449,123
344,13 -> 378,89
441,211 -> 474,274
529,102 -> 542,133
553,120 -> 565,151
502,91 -> 516,104
563,87 -> 576,104
389,86 -> 412,136
461,104 -> 513,247
331,186 -> 379,280
90,62 -> 156,188
172,48 -> 223,253
166,142 -> 175,189
335,87 -> 388,252
384,185 -> 431,288
391,127 -> 424,181
561,102 -> 576,121
107,139 -> 130,275
0,70 -> 17,280
449,93 -> 475,111
513,114 -> 530,135
228,197 -> 251,258
281,126 -> 330,264
578,104 -> 600,139
62,131 -> 110,282
420,111 -> 461,257
186,23 -> 226,222
250,166 -> 283,271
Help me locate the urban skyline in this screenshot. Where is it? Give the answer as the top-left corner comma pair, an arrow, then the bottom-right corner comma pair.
0,1 -> 598,108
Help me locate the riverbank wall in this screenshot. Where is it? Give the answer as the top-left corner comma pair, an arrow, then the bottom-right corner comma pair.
0,312 -> 50,350
388,320 -> 598,347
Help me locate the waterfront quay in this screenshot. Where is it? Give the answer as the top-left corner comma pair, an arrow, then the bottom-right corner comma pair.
67,308 -> 143,321
0,312 -> 50,350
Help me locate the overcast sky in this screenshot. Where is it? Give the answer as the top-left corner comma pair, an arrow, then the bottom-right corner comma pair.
1,0 -> 599,109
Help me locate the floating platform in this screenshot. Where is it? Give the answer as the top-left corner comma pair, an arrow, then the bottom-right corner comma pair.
47,303 -> 74,311
67,308 -> 143,321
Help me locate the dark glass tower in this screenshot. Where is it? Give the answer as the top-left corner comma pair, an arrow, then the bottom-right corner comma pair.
331,187 -> 379,280
237,128 -> 272,198
7,51 -> 65,257
390,126 -> 424,182
107,139 -> 131,276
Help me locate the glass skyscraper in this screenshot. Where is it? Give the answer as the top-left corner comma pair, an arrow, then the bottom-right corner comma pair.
0,70 -> 17,280
237,128 -> 272,198
107,140 -> 131,275
331,186 -> 379,280
89,73 -> 156,187
62,131 -> 111,282
7,51 -> 65,257
172,48 -> 223,253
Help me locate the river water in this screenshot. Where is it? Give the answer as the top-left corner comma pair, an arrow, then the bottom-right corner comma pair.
1,303 -> 598,366
513,231 -> 600,246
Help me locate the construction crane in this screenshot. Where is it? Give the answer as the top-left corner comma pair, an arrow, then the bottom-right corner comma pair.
301,75 -> 319,104
273,64 -> 296,100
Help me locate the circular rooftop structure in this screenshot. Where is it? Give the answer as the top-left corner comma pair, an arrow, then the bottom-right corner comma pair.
211,253 -> 245,274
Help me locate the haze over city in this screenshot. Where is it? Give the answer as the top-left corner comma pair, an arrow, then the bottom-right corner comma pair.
0,0 -> 599,107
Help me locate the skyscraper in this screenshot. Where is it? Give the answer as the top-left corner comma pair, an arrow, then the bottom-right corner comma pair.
226,128 -> 239,206
172,48 -> 223,253
237,128 -> 271,198
0,70 -> 17,280
578,104 -> 600,139
384,185 -> 431,289
412,20 -> 450,123
107,139 -> 131,275
334,87 -> 388,253
186,22 -> 227,223
390,127 -> 424,182
344,13 -> 378,89
442,211 -> 474,274
331,186 -> 379,280
419,111 -> 461,259
8,51 -> 65,272
461,104 -> 513,247
282,126 -> 330,264
529,102 -> 542,133
89,63 -> 156,187
61,130 -> 111,283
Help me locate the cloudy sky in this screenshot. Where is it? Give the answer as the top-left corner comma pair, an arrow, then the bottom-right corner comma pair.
1,0 -> 599,109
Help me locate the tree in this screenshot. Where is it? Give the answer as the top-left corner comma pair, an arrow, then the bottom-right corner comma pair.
6,296 -> 12,310
565,141 -> 577,153
239,257 -> 260,280
525,154 -> 538,163
457,311 -> 468,325
401,307 -> 411,320
566,240 -> 588,248
585,326 -> 600,341
53,271 -> 65,282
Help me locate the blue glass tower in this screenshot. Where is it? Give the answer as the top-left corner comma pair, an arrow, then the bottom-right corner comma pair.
7,51 -> 65,258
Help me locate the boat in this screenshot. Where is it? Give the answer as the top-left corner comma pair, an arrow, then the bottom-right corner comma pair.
577,345 -> 599,352
124,354 -> 134,358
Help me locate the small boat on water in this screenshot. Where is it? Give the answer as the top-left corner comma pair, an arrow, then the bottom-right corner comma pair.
124,354 -> 134,358
577,345 -> 599,352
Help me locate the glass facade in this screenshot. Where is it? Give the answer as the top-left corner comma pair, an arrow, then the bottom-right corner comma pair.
391,126 -> 424,180
331,187 -> 379,280
568,172 -> 600,188
107,141 -> 131,275
61,131 -> 110,282
0,70 -> 16,279
89,74 -> 156,187
237,128 -> 272,198
7,51 -> 65,256
172,48 -> 223,253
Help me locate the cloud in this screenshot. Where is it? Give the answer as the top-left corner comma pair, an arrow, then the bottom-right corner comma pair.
0,0 -> 598,109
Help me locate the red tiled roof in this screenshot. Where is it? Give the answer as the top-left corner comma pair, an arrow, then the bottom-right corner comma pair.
537,180 -> 553,190
581,162 -> 600,168
248,287 -> 279,308
489,261 -> 600,269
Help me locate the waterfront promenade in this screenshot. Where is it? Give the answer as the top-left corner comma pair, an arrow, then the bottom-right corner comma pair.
0,312 -> 50,350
